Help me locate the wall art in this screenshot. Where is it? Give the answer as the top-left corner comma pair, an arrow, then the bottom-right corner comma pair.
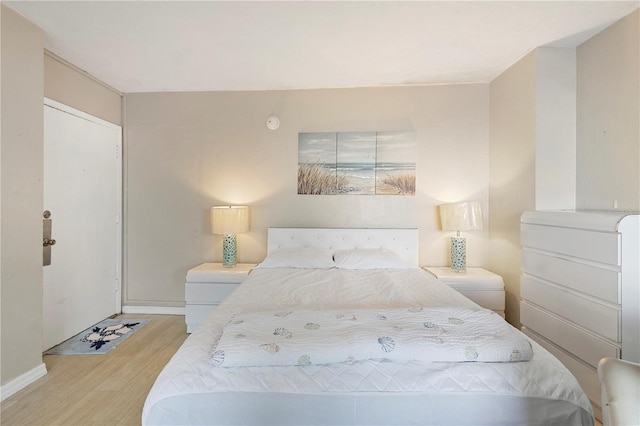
298,131 -> 416,195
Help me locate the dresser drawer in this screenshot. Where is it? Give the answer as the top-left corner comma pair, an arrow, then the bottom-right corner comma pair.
521,275 -> 620,341
521,301 -> 619,367
186,282 -> 239,304
521,223 -> 620,266
522,250 -> 620,304
522,327 -> 602,418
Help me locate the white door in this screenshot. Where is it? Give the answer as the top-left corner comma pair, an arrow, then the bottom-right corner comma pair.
43,98 -> 122,351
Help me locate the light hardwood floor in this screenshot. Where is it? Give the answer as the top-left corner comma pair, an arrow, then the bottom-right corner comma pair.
0,314 -> 188,426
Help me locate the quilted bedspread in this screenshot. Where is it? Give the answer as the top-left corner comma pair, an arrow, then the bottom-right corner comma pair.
213,307 -> 533,367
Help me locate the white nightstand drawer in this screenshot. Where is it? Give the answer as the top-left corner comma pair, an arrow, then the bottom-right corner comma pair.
457,289 -> 506,311
186,282 -> 239,304
185,263 -> 254,333
186,304 -> 217,333
186,263 -> 254,283
423,267 -> 505,316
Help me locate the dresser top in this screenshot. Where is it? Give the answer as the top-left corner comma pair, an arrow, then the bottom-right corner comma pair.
522,210 -> 639,232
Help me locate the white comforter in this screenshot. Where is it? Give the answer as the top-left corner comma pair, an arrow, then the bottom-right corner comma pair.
143,268 -> 593,425
214,307 -> 533,367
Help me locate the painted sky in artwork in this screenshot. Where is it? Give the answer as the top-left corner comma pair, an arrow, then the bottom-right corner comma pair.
337,132 -> 376,164
376,131 -> 416,164
298,132 -> 336,165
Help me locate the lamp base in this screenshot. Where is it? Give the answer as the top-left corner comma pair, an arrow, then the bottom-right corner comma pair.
222,234 -> 237,267
450,236 -> 466,272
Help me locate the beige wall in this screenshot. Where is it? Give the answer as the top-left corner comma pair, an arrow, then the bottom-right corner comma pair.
1,5 -> 45,385
489,51 -> 537,327
488,47 -> 576,327
1,5 -> 122,393
576,9 -> 639,211
124,85 -> 490,306
488,9 -> 638,328
44,52 -> 122,126
535,47 -> 577,210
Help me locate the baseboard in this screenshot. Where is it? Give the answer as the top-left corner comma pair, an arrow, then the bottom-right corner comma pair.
122,305 -> 185,315
1,363 -> 47,402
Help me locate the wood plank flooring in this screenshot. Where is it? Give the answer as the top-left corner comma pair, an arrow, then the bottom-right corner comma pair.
0,314 -> 188,426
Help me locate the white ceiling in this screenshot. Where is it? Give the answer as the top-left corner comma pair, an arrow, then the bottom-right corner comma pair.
5,1 -> 639,93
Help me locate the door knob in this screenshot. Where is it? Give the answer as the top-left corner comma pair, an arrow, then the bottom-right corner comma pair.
43,210 -> 56,266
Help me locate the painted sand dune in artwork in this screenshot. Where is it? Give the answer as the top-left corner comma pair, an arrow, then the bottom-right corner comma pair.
377,171 -> 416,195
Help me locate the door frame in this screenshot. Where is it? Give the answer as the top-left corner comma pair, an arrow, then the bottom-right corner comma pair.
44,97 -> 123,314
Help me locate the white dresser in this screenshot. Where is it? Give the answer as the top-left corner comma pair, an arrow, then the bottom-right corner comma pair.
185,263 -> 254,333
423,267 -> 506,317
520,210 -> 639,420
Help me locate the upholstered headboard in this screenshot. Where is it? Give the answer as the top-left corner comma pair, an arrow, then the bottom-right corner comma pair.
266,228 -> 419,266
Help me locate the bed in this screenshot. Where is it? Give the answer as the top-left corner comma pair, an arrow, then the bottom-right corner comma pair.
142,228 -> 594,425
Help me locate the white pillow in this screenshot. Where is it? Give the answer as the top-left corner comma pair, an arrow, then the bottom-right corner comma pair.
257,247 -> 336,269
333,248 -> 416,270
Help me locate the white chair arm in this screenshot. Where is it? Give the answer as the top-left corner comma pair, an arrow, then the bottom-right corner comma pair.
598,357 -> 640,426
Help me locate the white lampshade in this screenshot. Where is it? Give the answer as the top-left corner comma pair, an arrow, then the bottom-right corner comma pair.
439,202 -> 483,232
211,206 -> 249,235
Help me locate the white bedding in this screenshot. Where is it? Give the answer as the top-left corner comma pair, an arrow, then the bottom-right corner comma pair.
215,307 -> 533,367
143,268 -> 593,425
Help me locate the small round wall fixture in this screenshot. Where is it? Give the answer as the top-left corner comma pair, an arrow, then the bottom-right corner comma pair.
266,116 -> 280,130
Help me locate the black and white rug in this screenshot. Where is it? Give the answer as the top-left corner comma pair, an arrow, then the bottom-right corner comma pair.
45,319 -> 149,355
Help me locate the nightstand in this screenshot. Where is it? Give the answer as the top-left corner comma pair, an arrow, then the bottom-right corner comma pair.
423,267 -> 506,317
185,263 -> 255,333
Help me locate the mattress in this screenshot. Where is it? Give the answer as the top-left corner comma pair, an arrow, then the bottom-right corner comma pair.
143,268 -> 594,425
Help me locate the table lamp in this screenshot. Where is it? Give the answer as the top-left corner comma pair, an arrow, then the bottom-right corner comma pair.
211,206 -> 249,267
439,201 -> 483,272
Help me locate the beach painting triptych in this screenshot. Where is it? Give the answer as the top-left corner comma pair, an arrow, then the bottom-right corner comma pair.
298,131 -> 416,195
